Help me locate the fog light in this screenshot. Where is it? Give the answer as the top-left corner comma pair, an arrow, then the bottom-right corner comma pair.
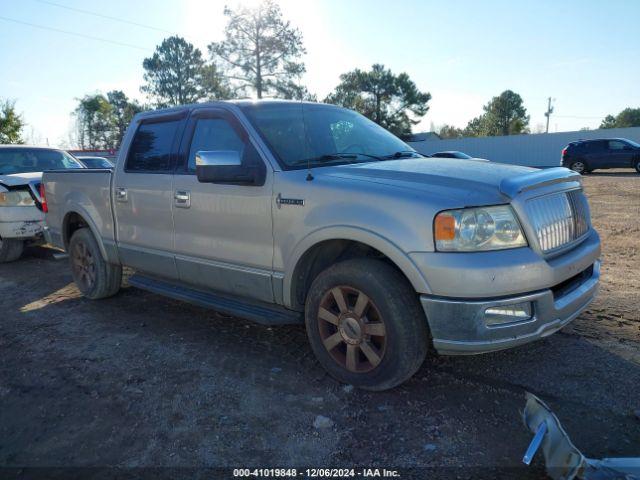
485,302 -> 533,326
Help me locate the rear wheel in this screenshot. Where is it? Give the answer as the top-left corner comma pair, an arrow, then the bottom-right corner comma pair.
569,161 -> 587,174
0,237 -> 24,263
69,228 -> 122,299
305,258 -> 428,391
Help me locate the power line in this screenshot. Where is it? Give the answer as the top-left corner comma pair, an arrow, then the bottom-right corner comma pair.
0,15 -> 152,51
554,115 -> 605,119
33,0 -> 175,35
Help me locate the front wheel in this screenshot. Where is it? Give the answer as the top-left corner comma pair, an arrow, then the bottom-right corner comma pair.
305,258 -> 428,391
69,228 -> 122,299
0,237 -> 24,263
634,160 -> 640,174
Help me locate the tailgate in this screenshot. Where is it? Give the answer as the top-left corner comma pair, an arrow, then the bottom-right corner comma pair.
43,169 -> 114,250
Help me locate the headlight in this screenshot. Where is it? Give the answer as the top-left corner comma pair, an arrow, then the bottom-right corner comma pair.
434,205 -> 527,251
0,190 -> 35,207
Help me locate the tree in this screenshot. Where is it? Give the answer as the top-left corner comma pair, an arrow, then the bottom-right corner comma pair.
438,124 -> 464,139
200,63 -> 234,101
464,90 -> 529,137
600,115 -> 617,129
107,90 -> 142,147
142,36 -> 209,107
325,64 -> 431,137
74,94 -> 114,149
73,92 -> 141,149
600,108 -> 640,129
208,1 -> 307,99
0,100 -> 25,144
463,116 -> 487,137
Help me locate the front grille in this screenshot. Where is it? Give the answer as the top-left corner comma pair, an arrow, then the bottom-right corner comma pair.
525,189 -> 590,253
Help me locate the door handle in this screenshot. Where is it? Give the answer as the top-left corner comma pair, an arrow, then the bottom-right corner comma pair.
115,187 -> 128,202
174,190 -> 191,208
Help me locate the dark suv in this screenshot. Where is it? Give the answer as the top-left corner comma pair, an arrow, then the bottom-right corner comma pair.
562,138 -> 640,174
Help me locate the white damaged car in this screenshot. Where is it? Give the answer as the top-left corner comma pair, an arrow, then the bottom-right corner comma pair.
0,146 -> 83,262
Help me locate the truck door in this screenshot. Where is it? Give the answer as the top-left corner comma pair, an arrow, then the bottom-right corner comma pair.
172,108 -> 275,303
113,113 -> 185,279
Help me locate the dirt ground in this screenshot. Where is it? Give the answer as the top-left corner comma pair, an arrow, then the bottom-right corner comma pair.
1,171 -> 639,479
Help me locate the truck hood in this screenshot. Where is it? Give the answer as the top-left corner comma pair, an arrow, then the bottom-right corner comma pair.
322,158 -> 538,205
0,171 -> 42,188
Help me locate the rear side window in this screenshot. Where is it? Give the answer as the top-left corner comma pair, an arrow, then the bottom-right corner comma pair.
589,141 -> 607,151
126,120 -> 180,172
567,143 -> 581,152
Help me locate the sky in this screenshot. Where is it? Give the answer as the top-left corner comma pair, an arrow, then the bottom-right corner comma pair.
1,0 -> 639,147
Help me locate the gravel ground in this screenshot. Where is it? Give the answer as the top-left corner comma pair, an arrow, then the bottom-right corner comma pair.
1,170 -> 638,479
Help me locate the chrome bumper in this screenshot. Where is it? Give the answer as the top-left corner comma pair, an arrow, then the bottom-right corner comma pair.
421,260 -> 600,355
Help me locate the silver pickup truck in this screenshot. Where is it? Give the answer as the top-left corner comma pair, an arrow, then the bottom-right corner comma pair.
43,100 -> 601,390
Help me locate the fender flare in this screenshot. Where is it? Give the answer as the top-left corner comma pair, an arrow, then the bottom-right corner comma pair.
62,206 -> 114,263
282,225 -> 432,308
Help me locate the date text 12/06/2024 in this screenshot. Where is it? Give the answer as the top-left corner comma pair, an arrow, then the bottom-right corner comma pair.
233,468 -> 401,478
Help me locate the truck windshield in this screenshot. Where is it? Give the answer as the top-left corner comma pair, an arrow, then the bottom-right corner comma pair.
240,102 -> 421,168
0,149 -> 83,175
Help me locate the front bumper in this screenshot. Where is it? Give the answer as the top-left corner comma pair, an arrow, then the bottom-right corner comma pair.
421,260 -> 600,355
0,219 -> 45,239
0,206 -> 45,239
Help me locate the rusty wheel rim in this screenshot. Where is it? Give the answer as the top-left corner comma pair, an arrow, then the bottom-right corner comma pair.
317,286 -> 387,373
71,240 -> 96,292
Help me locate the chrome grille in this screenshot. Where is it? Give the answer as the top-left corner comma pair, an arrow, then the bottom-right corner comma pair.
526,189 -> 590,253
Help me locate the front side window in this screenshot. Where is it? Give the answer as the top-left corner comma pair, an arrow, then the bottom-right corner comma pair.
0,149 -> 82,175
240,103 -> 418,169
608,140 -> 628,150
126,120 -> 180,172
187,118 -> 245,171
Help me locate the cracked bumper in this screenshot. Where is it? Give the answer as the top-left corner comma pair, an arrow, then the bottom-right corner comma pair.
0,206 -> 45,239
0,219 -> 45,239
421,260 -> 600,355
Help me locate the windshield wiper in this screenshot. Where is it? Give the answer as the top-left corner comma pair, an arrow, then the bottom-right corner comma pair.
292,152 -> 382,166
381,150 -> 424,160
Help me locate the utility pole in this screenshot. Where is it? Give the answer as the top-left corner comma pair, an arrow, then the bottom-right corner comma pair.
544,97 -> 554,133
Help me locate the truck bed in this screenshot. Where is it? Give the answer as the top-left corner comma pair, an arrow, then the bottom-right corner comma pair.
43,169 -> 115,252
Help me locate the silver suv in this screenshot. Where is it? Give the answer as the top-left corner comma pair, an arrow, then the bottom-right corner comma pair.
43,101 -> 601,390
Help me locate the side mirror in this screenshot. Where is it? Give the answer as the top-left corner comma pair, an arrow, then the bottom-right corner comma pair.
195,150 -> 260,185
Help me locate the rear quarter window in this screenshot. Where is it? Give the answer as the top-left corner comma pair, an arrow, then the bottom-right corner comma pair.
125,120 -> 180,172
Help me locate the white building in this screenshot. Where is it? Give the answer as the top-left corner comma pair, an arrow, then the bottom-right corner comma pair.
406,127 -> 640,168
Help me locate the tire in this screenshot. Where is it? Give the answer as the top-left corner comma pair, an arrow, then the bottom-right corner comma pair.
305,258 -> 428,391
0,237 -> 24,263
569,161 -> 587,174
69,228 -> 122,299
634,159 -> 640,174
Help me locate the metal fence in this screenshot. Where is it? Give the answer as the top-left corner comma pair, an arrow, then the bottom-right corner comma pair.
407,127 -> 640,168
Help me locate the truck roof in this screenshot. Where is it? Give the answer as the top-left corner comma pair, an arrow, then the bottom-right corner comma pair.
0,145 -> 66,152
133,99 -> 331,121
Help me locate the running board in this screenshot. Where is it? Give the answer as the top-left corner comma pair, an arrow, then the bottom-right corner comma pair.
128,274 -> 303,326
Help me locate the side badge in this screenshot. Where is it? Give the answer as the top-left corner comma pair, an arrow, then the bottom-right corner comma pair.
276,193 -> 305,209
